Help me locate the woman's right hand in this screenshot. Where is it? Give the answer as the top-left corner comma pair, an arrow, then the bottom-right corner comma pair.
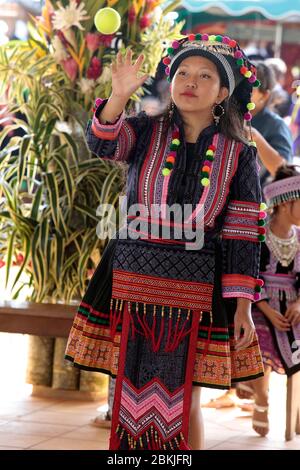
265,308 -> 290,331
111,49 -> 148,100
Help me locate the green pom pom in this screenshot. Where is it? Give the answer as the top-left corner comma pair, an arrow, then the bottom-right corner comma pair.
254,285 -> 262,293
258,219 -> 265,226
201,171 -> 209,178
236,58 -> 244,66
165,162 -> 173,170
167,47 -> 174,55
253,79 -> 261,88
216,35 -> 223,42
206,155 -> 214,161
170,143 -> 179,151
258,234 -> 266,242
195,33 -> 202,40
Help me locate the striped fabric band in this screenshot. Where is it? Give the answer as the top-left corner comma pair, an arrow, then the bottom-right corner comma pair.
222,200 -> 260,242
112,269 -> 213,311
222,274 -> 257,301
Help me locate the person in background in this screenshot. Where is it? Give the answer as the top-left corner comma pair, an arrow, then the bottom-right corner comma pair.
243,164 -> 300,436
265,57 -> 292,118
250,61 -> 293,187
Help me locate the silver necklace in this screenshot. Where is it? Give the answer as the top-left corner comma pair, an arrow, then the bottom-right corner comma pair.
266,226 -> 299,267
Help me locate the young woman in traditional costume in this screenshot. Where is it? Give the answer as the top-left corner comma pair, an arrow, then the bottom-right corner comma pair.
65,34 -> 265,450
244,164 -> 300,437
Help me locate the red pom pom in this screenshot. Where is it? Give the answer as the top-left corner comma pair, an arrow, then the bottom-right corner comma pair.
208,144 -> 216,151
240,66 -> 247,75
163,57 -> 171,65
256,279 -> 264,287
258,227 -> 266,235
229,39 -> 237,47
172,130 -> 180,139
188,34 -> 195,41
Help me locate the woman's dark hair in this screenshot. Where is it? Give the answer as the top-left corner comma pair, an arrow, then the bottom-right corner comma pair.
273,164 -> 300,182
252,61 -> 276,93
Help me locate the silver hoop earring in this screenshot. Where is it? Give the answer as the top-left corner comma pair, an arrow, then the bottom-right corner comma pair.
212,103 -> 225,125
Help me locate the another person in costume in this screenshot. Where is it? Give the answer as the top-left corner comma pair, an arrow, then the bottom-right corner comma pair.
65,34 -> 264,450
243,164 -> 300,437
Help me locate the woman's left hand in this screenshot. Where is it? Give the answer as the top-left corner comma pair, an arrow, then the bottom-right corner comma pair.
234,298 -> 256,351
285,301 -> 300,326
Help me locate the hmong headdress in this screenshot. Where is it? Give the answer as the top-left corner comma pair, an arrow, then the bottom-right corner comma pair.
263,174 -> 300,208
163,34 -> 260,123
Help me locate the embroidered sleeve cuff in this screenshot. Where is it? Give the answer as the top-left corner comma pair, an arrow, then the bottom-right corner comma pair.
91,98 -> 125,140
222,200 -> 265,242
222,274 -> 264,302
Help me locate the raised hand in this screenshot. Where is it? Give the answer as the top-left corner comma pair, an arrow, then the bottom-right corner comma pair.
111,49 -> 148,100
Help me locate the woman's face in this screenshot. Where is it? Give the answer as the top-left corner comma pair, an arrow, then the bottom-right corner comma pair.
171,56 -> 228,115
278,199 -> 300,226
290,199 -> 300,226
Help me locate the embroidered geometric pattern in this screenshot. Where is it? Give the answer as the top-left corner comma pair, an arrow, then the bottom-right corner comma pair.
222,200 -> 260,242
65,302 -> 121,376
119,378 -> 184,441
112,269 -> 213,311
112,240 -> 215,284
193,322 -> 263,387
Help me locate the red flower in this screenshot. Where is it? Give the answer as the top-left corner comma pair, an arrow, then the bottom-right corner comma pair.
87,57 -> 102,80
13,253 -> 24,266
61,57 -> 78,81
139,15 -> 151,30
86,33 -> 102,52
128,6 -> 136,24
98,34 -> 115,47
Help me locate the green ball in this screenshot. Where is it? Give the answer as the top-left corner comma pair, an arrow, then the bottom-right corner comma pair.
94,7 -> 121,35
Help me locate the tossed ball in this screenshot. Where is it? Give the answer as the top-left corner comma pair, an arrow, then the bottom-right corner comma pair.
94,7 -> 121,35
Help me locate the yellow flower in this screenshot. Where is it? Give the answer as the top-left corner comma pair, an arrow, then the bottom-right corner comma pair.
107,0 -> 119,6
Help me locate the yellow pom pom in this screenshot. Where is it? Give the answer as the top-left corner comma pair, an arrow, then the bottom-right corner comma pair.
201,177 -> 210,187
94,7 -> 121,35
260,202 -> 267,211
247,102 -> 256,111
209,35 -> 216,41
244,71 -> 252,78
249,140 -> 257,147
172,138 -> 180,146
206,149 -> 214,156
162,168 -> 171,176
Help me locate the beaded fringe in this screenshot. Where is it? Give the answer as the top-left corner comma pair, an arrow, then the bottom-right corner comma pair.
110,424 -> 190,450
266,287 -> 298,302
109,298 -> 212,355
